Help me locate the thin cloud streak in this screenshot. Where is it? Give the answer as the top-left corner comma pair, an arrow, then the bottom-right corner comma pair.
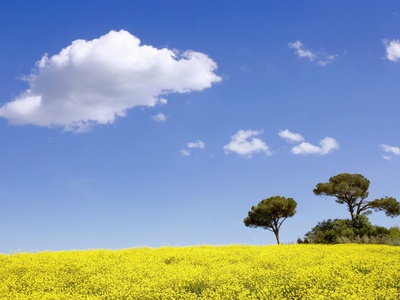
288,41 -> 316,61
289,40 -> 336,66
188,141 -> 205,149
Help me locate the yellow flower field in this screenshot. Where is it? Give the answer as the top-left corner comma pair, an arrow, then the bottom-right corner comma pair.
0,244 -> 399,299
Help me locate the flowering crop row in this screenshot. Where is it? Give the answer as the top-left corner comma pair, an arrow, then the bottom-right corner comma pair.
0,244 -> 399,299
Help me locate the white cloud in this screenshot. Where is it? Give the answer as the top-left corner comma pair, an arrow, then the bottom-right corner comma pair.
223,129 -> 272,158
381,144 -> 400,156
180,149 -> 190,157
318,55 -> 337,66
383,39 -> 400,62
291,137 -> 339,155
159,98 -> 168,105
0,30 -> 221,132
278,129 -> 304,143
288,40 -> 336,66
152,113 -> 167,122
288,41 -> 316,61
382,155 -> 392,161
180,140 -> 205,157
187,140 -> 205,149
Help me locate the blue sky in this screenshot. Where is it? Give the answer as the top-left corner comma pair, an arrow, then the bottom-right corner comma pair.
1,1 -> 400,252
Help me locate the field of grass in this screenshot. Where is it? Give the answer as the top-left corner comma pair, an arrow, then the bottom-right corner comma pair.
0,244 -> 399,299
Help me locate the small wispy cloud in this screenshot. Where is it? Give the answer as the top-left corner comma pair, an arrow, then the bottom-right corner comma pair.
152,113 -> 167,122
291,137 -> 339,155
288,40 -> 336,66
381,144 -> 400,160
381,144 -> 400,155
288,41 -> 316,61
187,140 -> 205,149
180,140 -> 206,157
318,55 -> 336,66
278,129 -> 304,143
180,149 -> 191,157
240,65 -> 251,72
383,39 -> 400,62
223,129 -> 272,158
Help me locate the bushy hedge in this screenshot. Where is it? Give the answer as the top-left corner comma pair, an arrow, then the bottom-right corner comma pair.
298,216 -> 400,245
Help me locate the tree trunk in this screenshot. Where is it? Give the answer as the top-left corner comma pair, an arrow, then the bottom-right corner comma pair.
274,230 -> 280,245
348,206 -> 356,224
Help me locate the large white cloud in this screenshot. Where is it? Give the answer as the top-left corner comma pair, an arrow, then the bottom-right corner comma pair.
0,30 -> 221,132
384,39 -> 400,62
291,137 -> 339,155
223,129 -> 272,158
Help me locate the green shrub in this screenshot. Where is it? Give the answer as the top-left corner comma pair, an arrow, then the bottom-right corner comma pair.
299,216 -> 400,245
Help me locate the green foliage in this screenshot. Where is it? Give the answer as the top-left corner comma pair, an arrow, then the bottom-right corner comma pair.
296,172 -> 400,246
244,196 -> 297,244
314,173 -> 370,204
369,197 -> 400,218
388,226 -> 400,240
299,216 -> 400,245
313,173 -> 400,223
